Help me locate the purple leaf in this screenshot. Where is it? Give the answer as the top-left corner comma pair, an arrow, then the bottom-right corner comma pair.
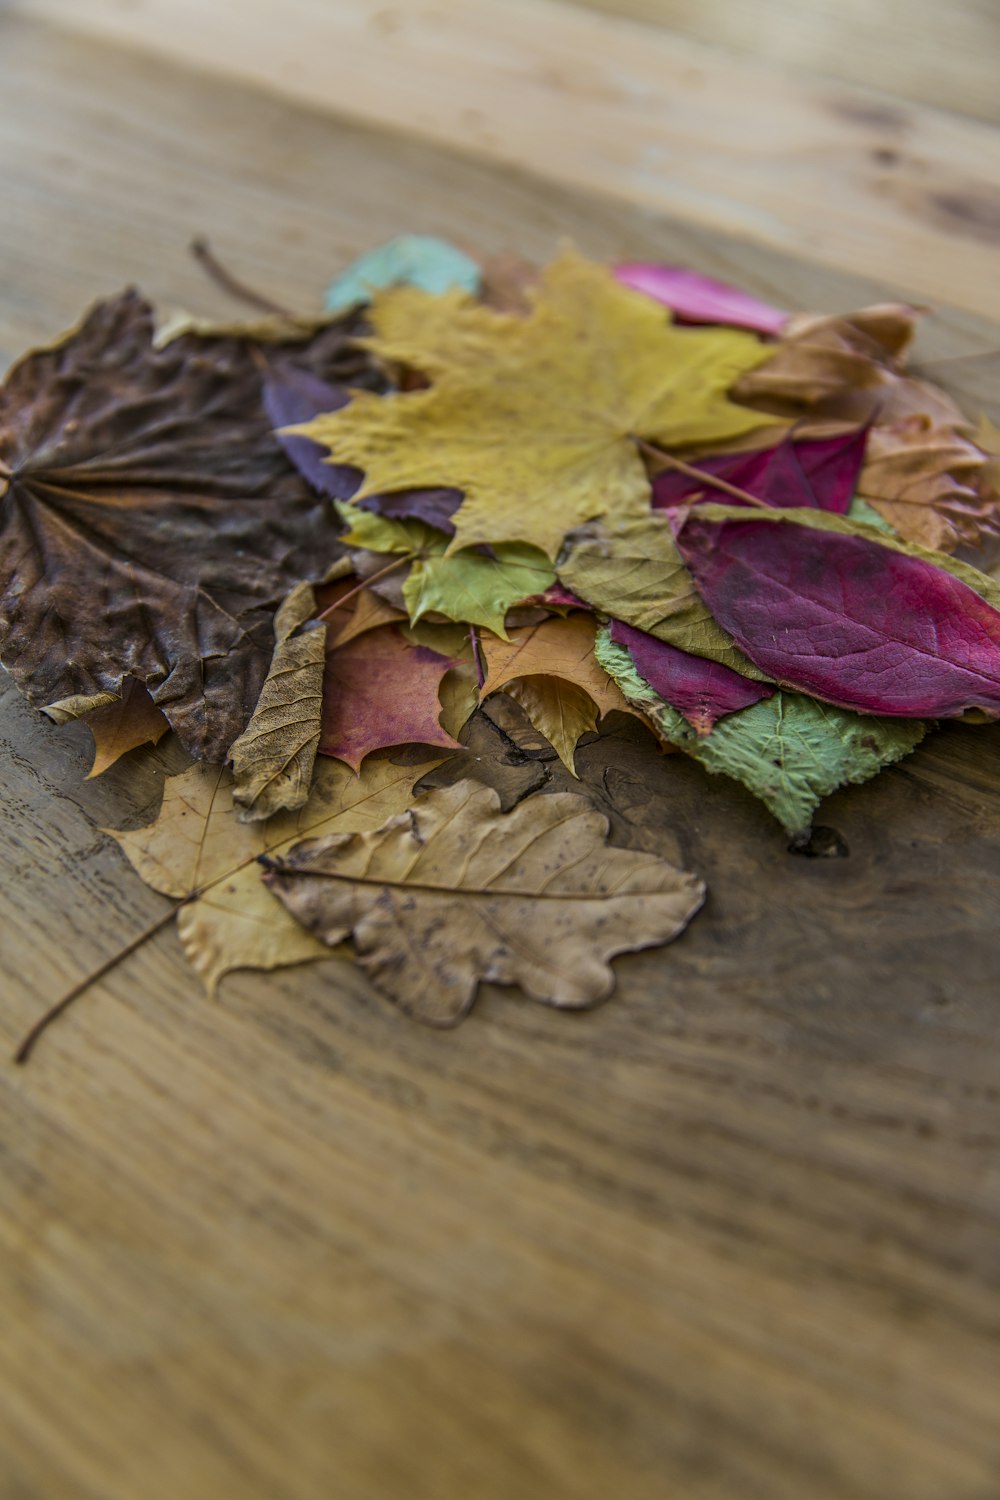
609,618 -> 772,734
616,263 -> 789,336
263,366 -> 463,530
652,428 -> 867,515
676,513 -> 1000,718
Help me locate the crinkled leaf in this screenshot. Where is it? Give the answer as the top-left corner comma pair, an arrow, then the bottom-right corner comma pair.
676,505 -> 1000,718
325,235 -> 482,313
608,619 -> 773,734
111,754 -> 438,993
615,263 -> 789,336
265,778 -> 705,1025
320,623 -> 462,770
0,292 -> 376,760
596,628 -> 925,836
300,249 -> 778,560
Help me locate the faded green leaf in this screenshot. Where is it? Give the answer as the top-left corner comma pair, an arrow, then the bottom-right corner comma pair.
596,627 -> 926,836
325,235 -> 482,313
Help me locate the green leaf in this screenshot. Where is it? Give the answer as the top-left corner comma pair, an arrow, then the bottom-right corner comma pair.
595,627 -> 926,836
325,235 -> 482,313
339,505 -> 554,639
558,512 -> 769,678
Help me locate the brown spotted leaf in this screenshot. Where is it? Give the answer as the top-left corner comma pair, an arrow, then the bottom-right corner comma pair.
265,778 -> 705,1025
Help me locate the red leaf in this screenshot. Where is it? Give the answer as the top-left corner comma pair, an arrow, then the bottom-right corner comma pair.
609,619 -> 772,734
320,624 -> 462,770
615,263 -> 788,336
652,429 -> 867,515
676,513 -> 1000,718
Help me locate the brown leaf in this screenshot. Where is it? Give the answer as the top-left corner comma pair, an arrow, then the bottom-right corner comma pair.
732,303 -> 919,413
0,292 -> 377,760
228,565 -> 351,822
111,753 -> 441,994
264,778 -> 705,1025
79,679 -> 170,777
479,612 -> 641,773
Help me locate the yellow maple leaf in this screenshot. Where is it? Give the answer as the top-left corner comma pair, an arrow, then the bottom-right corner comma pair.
300,250 -> 777,561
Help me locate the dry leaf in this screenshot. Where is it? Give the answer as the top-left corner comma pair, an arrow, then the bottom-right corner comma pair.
264,779 -> 705,1025
81,679 -> 170,777
479,613 -> 639,773
228,564 -> 351,822
0,292 -> 376,760
111,753 -> 439,993
300,249 -> 777,559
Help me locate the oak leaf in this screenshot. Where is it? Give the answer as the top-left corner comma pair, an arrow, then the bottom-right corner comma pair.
298,250 -> 778,560
264,778 -> 705,1025
0,292 -> 374,760
111,753 -> 439,993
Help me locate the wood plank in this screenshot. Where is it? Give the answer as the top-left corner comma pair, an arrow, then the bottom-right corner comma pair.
567,0 -> 1000,125
15,0 -> 1000,319
2,17 -> 1000,1500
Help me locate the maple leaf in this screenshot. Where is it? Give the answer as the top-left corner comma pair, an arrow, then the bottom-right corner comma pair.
557,511 -> 769,678
320,624 -> 463,770
596,628 -> 925,837
478,612 -> 641,773
111,753 -> 439,993
337,504 -> 554,637
298,250 -> 778,560
41,678 -> 170,777
264,778 -> 705,1025
676,505 -> 1000,718
0,292 -> 377,761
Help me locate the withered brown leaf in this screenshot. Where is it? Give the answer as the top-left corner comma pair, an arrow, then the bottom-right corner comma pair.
0,291 -> 378,761
264,778 -> 705,1025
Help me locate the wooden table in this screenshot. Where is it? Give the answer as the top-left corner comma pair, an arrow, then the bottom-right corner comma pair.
2,9 -> 1000,1498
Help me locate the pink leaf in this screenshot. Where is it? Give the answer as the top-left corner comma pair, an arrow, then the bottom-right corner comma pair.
320,625 -> 462,770
609,619 -> 772,734
652,429 -> 867,515
616,263 -> 789,336
676,514 -> 1000,718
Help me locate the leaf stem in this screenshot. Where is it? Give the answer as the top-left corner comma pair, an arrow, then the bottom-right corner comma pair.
13,897 -> 194,1064
633,437 -> 775,510
190,237 -> 294,318
315,555 -> 412,624
469,625 -> 486,689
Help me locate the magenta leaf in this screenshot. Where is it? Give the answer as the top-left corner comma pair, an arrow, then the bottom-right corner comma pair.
652,429 -> 867,515
676,513 -> 1000,718
263,367 -> 462,531
609,619 -> 772,733
615,263 -> 788,336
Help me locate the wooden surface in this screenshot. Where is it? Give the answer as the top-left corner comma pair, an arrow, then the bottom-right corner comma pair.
3,12 -> 1000,1500
20,0 -> 1000,320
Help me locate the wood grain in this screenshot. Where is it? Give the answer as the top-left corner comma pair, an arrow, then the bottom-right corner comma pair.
16,0 -> 1000,319
2,15 -> 1000,1500
569,0 -> 1000,125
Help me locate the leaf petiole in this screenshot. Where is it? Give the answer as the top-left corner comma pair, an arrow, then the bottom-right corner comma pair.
315,554 -> 412,624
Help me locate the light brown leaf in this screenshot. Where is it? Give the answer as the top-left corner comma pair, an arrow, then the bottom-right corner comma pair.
264,778 -> 705,1025
81,679 -> 170,777
111,752 -> 440,993
479,613 -> 641,773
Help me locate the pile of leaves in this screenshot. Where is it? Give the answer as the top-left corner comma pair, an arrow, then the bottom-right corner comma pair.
4,234 -> 1000,1052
